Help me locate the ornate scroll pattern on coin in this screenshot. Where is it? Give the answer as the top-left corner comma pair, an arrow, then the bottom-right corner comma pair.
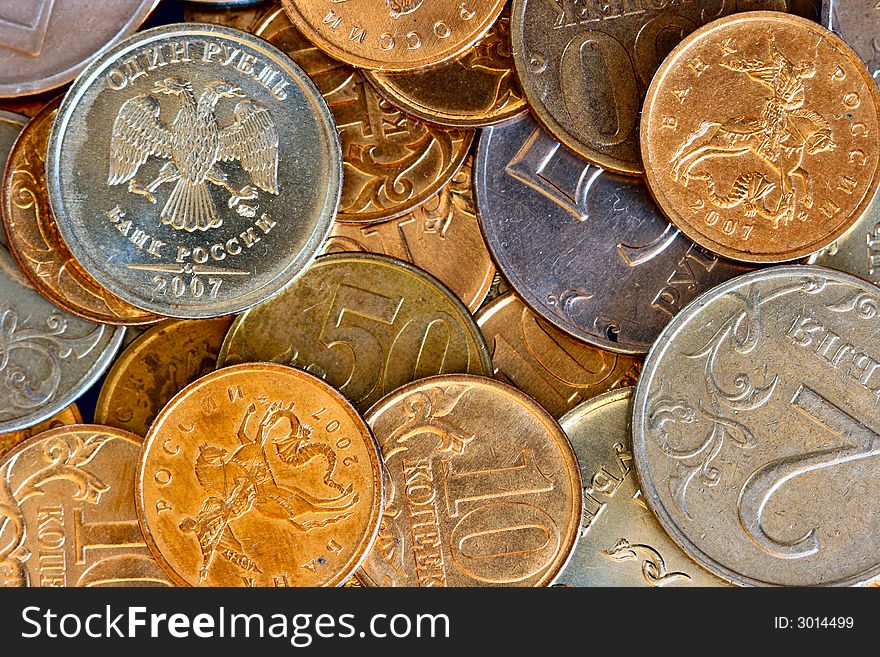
824,0 -> 880,86
0,404 -> 80,459
602,539 -> 691,587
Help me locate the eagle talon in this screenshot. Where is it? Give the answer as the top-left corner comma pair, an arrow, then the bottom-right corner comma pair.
127,179 -> 157,204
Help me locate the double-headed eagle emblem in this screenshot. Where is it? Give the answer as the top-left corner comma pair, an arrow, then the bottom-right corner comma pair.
108,77 -> 279,232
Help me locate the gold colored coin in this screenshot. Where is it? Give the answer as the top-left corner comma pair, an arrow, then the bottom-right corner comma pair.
476,293 -> 641,418
0,404 -> 81,460
641,12 -> 880,263
183,1 -> 273,30
359,374 -> 583,587
0,424 -> 174,587
218,253 -> 492,412
322,158 -> 494,312
94,317 -> 235,437
136,363 -> 384,587
256,8 -> 473,223
2,98 -> 161,325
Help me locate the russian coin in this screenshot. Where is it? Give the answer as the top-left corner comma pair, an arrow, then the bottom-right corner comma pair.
509,0 -> 784,175
633,265 -> 880,586
218,253 -> 492,412
809,191 -> 880,284
823,0 -> 880,85
0,0 -> 160,98
0,403 -> 80,459
478,271 -> 511,312
3,97 -> 161,325
359,374 -> 583,587
322,159 -> 495,312
94,317 -> 235,436
46,23 -> 342,318
476,293 -> 641,418
475,115 -> 751,354
280,0 -> 507,72
0,425 -> 174,587
255,8 -> 473,224
183,2 -> 272,30
642,12 -> 880,264
555,388 -> 727,587
137,363 -> 384,587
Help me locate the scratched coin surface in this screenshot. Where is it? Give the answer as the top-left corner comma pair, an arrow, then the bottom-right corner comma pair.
823,0 -> 880,86
0,425 -> 174,587
476,293 -> 641,417
137,363 -> 384,587
218,253 -> 492,412
555,388 -> 727,587
359,374 -> 583,587
2,98 -> 160,325
46,23 -> 342,318
475,115 -> 751,354
95,317 -> 235,437
256,8 -> 472,224
280,0 -> 506,72
809,191 -> 880,285
642,12 -> 880,263
633,265 -> 880,586
0,404 -> 80,460
322,159 -> 494,312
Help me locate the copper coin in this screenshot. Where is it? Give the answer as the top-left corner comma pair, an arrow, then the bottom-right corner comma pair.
137,363 -> 384,587
0,89 -> 62,118
809,190 -> 880,284
358,374 -> 582,587
0,403 -> 80,460
256,8 -> 473,224
94,317 -> 235,437
322,158 -> 495,312
476,293 -> 640,418
641,12 -> 880,263
183,1 -> 273,30
0,424 -> 174,587
280,0 -> 507,72
2,98 -> 161,326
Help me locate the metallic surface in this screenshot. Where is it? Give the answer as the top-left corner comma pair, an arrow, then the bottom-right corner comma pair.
633,265 -> 880,586
823,0 -> 880,85
359,374 -> 583,587
555,388 -> 727,587
809,190 -> 880,284
137,363 -> 384,587
0,425 -> 174,587
641,12 -> 880,263
475,115 -> 751,354
94,316 -> 235,437
218,253 -> 492,412
256,8 -> 473,224
46,23 -> 342,318
183,1 -> 272,30
0,404 -> 80,459
476,293 -> 641,417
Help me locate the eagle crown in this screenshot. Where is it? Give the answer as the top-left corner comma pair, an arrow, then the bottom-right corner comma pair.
152,77 -> 193,96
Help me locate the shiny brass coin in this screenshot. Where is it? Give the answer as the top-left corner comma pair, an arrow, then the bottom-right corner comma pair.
641,12 -> 880,263
476,293 -> 640,418
183,3 -> 272,31
281,0 -> 507,72
0,424 -> 174,587
94,317 -> 235,437
322,158 -> 494,312
359,374 -> 583,587
0,404 -> 81,460
137,363 -> 384,587
2,98 -> 161,325
218,253 -> 492,412
478,271 -> 511,312
809,190 -> 880,284
256,8 -> 473,224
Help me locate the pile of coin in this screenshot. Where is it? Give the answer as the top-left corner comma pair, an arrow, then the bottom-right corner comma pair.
0,0 -> 877,588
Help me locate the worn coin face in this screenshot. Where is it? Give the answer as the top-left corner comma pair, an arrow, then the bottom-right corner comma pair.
809,191 -> 880,285
0,404 -> 80,460
46,23 -> 342,318
359,374 -> 583,587
256,8 -> 472,224
95,317 -> 235,436
280,0 -> 506,72
634,265 -> 880,586
323,159 -> 494,312
476,115 -> 751,354
0,425 -> 174,587
218,253 -> 492,412
823,0 -> 880,85
555,388 -> 727,587
511,0 -> 784,175
642,12 -> 880,264
3,98 -> 160,325
137,363 -> 384,587
476,293 -> 641,417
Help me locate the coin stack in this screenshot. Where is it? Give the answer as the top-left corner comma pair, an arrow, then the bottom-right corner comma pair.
0,0 -> 877,588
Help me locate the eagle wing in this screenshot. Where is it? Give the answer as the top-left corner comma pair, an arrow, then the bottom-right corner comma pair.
218,100 -> 279,195
108,94 -> 173,185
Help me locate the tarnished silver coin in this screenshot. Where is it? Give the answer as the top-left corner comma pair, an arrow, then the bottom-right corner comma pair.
809,191 -> 880,285
47,23 -> 342,319
475,115 -> 751,355
633,265 -> 880,586
555,388 -> 727,587
823,0 -> 880,84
